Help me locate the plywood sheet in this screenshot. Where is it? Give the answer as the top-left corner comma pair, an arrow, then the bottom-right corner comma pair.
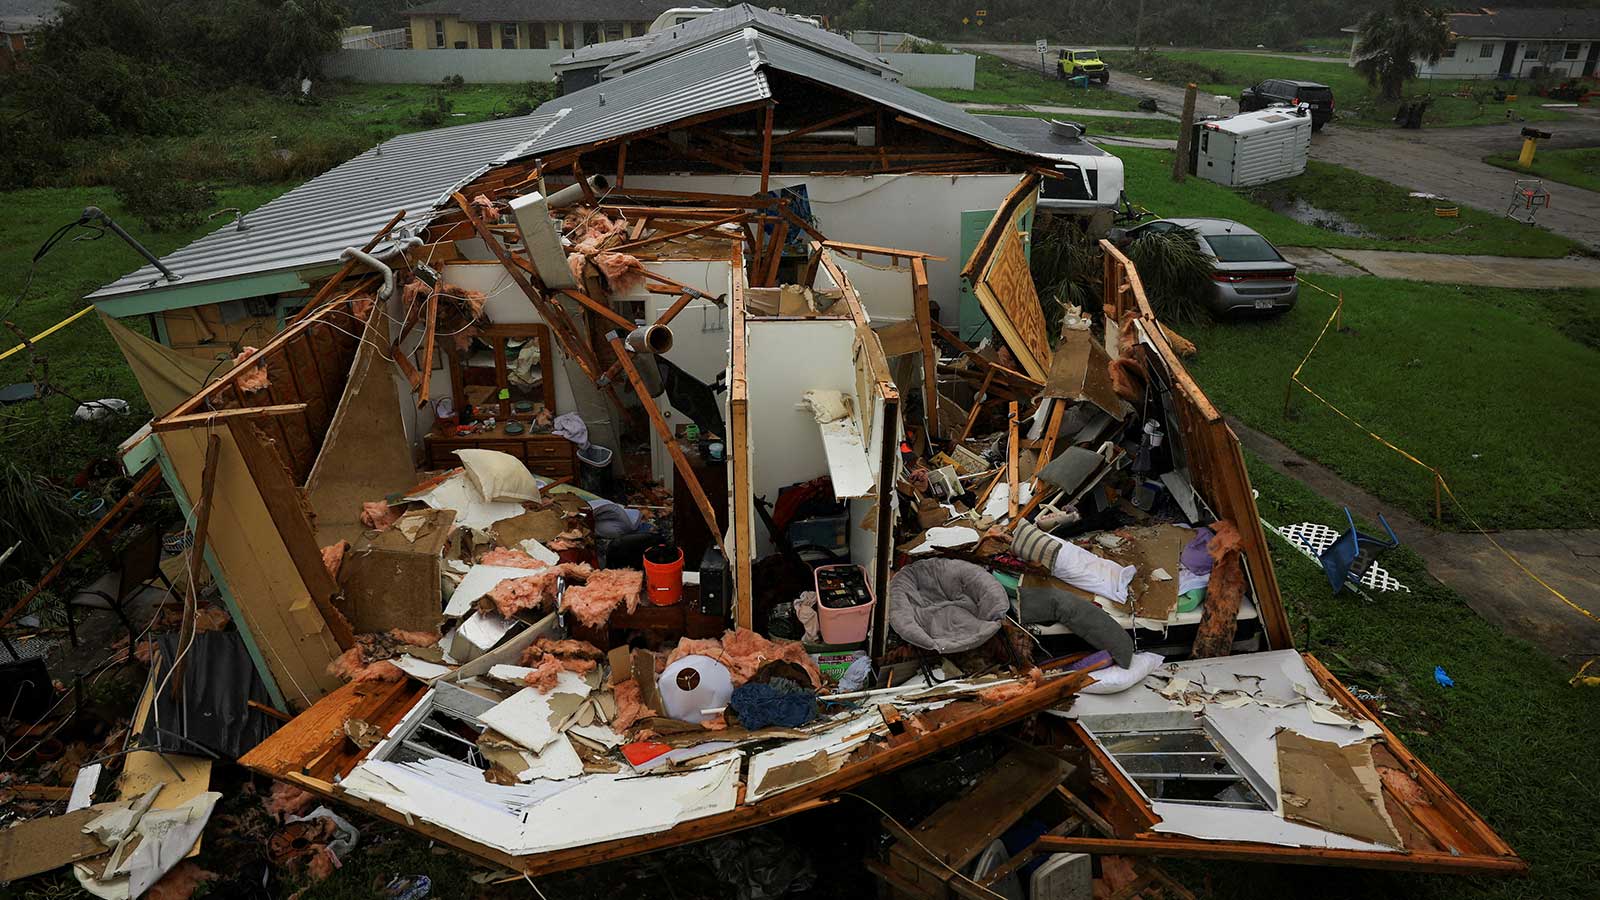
1043,326 -> 1125,417
976,226 -> 1051,380
0,805 -> 112,881
306,309 -> 417,547
1277,731 -> 1403,848
339,547 -> 443,634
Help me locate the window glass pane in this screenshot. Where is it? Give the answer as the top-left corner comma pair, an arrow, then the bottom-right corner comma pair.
1565,42 -> 1581,60
1202,233 -> 1282,262
1480,42 -> 1495,58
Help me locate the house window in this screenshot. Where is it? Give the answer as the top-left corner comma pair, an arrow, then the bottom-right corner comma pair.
502,23 -> 517,48
1565,42 -> 1582,60
1479,42 -> 1495,58
434,19 -> 445,48
583,22 -> 600,45
1098,727 -> 1273,811
604,22 -> 623,41
562,22 -> 574,49
1441,42 -> 1456,58
1526,41 -> 1543,58
631,20 -> 651,36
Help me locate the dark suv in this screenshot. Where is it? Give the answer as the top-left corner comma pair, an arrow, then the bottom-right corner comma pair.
1239,79 -> 1334,130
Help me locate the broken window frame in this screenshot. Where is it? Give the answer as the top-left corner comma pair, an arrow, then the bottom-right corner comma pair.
1094,718 -> 1275,813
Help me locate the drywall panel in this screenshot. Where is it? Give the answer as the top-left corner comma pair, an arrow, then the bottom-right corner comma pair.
743,319 -> 857,554
834,255 -> 915,323
624,174 -> 1025,322
640,260 -> 734,487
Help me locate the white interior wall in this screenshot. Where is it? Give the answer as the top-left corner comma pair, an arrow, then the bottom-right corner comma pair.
439,261 -> 581,415
743,319 -> 858,556
624,174 -> 1023,322
832,256 -> 915,322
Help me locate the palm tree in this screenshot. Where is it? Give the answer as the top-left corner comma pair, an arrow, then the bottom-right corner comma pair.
1354,0 -> 1452,101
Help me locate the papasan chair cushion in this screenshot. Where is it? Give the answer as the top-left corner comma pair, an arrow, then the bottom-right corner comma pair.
887,558 -> 1009,653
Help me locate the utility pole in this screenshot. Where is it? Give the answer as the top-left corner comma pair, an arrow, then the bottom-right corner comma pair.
1172,82 -> 1197,182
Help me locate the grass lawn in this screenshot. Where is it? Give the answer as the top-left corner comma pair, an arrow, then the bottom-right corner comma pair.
1167,457 -> 1600,900
1485,145 -> 1600,194
1102,49 -> 1571,128
1113,146 -> 1581,258
922,53 -> 1144,111
1182,274 -> 1600,531
968,106 -> 1179,139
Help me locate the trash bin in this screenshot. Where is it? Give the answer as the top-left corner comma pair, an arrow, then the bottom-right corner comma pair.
643,544 -> 684,606
577,443 -> 613,495
814,564 -> 875,645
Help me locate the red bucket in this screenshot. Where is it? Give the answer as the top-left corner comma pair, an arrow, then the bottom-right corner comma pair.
643,545 -> 684,606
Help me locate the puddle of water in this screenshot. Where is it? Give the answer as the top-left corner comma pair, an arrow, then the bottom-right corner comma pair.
1267,197 -> 1375,237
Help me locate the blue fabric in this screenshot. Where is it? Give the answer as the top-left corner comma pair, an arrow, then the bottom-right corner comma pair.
729,678 -> 817,729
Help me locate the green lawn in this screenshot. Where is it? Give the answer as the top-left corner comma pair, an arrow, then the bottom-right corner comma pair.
1113,146 -> 1581,258
1167,456 -> 1600,900
1102,49 -> 1571,128
922,53 -> 1144,111
1485,145 -> 1600,194
968,106 -> 1178,139
1182,274 -> 1600,531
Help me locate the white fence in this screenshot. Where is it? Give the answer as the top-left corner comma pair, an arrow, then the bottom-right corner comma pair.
319,47 -> 974,90
320,49 -> 567,83
885,53 -> 975,89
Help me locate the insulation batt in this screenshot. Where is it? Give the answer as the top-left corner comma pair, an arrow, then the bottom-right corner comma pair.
1108,356 -> 1147,404
145,861 -> 218,900
320,541 -> 350,580
611,677 -> 656,732
521,656 -> 566,692
801,389 -> 850,424
665,628 -> 824,689
234,347 -> 270,393
1191,520 -> 1246,658
977,667 -> 1044,704
265,782 -> 318,819
360,501 -> 400,531
519,637 -> 603,688
348,295 -> 375,322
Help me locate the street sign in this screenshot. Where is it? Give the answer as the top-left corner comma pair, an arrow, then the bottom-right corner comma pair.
1036,39 -> 1048,52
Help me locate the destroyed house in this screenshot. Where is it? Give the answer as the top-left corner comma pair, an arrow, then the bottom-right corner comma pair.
74,3 -> 1521,890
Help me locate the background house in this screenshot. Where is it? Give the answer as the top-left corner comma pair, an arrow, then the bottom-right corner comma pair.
1348,7 -> 1600,79
0,0 -> 61,72
405,0 -> 679,51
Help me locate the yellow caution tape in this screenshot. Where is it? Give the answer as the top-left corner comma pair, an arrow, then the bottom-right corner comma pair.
0,305 -> 95,363
1287,275 -> 1600,680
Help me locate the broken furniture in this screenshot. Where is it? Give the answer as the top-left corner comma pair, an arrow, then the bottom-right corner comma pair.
64,523 -> 174,648
424,423 -> 577,481
1506,178 -> 1551,224
1317,507 -> 1401,596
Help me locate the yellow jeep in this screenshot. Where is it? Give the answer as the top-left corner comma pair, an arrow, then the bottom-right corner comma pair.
1057,48 -> 1109,84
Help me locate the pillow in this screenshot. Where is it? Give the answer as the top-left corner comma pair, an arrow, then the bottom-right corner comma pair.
1080,651 -> 1165,695
1017,584 -> 1135,667
455,449 -> 540,503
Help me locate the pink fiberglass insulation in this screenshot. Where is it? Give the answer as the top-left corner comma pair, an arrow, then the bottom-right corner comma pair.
146,861 -> 219,900
361,501 -> 400,531
349,295 -> 375,322
480,547 -> 545,568
440,282 -> 487,319
522,656 -> 566,692
612,677 -> 655,733
234,347 -> 270,393
485,562 -> 593,617
562,568 -> 643,628
265,783 -> 318,819
701,712 -> 727,731
320,541 -> 350,580
666,628 -> 824,689
326,646 -> 405,682
390,628 -> 441,647
594,251 -> 647,292
471,193 -> 498,221
519,637 -> 603,665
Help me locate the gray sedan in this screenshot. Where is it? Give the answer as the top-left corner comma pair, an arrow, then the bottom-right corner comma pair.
1125,218 -> 1298,315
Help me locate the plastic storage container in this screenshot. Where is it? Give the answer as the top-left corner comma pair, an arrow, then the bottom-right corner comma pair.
813,564 -> 875,645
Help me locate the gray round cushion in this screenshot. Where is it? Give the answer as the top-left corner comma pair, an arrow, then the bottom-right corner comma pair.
888,558 -> 1009,653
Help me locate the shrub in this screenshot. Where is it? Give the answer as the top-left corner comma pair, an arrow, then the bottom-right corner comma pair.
412,91 -> 452,126
507,79 -> 557,116
1125,229 -> 1215,326
441,73 -> 466,90
114,151 -> 218,231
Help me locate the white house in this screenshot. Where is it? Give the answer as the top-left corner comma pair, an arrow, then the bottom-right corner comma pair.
1346,7 -> 1600,80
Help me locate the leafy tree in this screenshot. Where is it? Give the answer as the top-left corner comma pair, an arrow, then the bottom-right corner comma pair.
1353,0 -> 1451,101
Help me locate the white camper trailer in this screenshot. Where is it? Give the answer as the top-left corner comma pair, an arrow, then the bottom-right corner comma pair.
1193,107 -> 1312,188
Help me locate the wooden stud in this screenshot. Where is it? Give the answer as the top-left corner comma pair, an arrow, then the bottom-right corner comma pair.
416,288 -> 438,409
152,404 -> 310,433
956,370 -> 995,444
727,246 -> 754,630
1007,401 -> 1020,520
912,258 -> 938,442
557,288 -> 635,332
759,102 -> 775,195
172,432 -> 221,689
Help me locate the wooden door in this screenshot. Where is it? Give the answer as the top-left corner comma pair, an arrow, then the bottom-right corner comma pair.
476,23 -> 492,48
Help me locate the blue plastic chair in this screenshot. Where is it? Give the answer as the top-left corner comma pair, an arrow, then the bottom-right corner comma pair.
1318,507 -> 1400,594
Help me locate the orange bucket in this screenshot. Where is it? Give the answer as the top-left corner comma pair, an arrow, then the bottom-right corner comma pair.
643,545 -> 684,606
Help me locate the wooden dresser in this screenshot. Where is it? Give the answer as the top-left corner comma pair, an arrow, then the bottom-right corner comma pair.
423,424 -> 577,480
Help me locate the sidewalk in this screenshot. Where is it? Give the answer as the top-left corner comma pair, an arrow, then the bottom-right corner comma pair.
1279,247 -> 1600,287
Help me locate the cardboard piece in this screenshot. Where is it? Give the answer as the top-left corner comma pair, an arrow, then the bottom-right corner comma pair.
1042,325 -> 1126,418
0,805 -> 113,881
339,547 -> 445,634
874,319 -> 923,358
752,749 -> 836,796
632,649 -> 663,716
491,507 -> 569,547
1112,524 -> 1190,622
1277,731 -> 1403,847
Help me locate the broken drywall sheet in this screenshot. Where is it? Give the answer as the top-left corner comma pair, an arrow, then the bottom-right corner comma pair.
818,416 -> 874,498
1276,731 -> 1403,848
446,564 -> 547,618
76,791 -> 223,899
478,671 -> 592,752
1148,801 -> 1398,852
0,804 -> 114,882
744,711 -> 882,802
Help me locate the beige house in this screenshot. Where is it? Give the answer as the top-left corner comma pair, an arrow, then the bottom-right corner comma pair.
406,0 -> 678,50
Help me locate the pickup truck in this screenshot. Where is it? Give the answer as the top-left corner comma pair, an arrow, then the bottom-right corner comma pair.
1057,48 -> 1110,83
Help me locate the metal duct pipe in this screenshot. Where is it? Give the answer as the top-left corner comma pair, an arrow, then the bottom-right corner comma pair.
339,235 -> 421,301
626,324 -> 673,355
718,126 -> 877,146
544,175 -> 611,209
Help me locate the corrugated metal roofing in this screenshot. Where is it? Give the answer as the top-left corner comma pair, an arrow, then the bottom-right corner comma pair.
521,28 -> 1040,161
601,3 -> 896,77
90,113 -> 562,302
523,30 -> 772,157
